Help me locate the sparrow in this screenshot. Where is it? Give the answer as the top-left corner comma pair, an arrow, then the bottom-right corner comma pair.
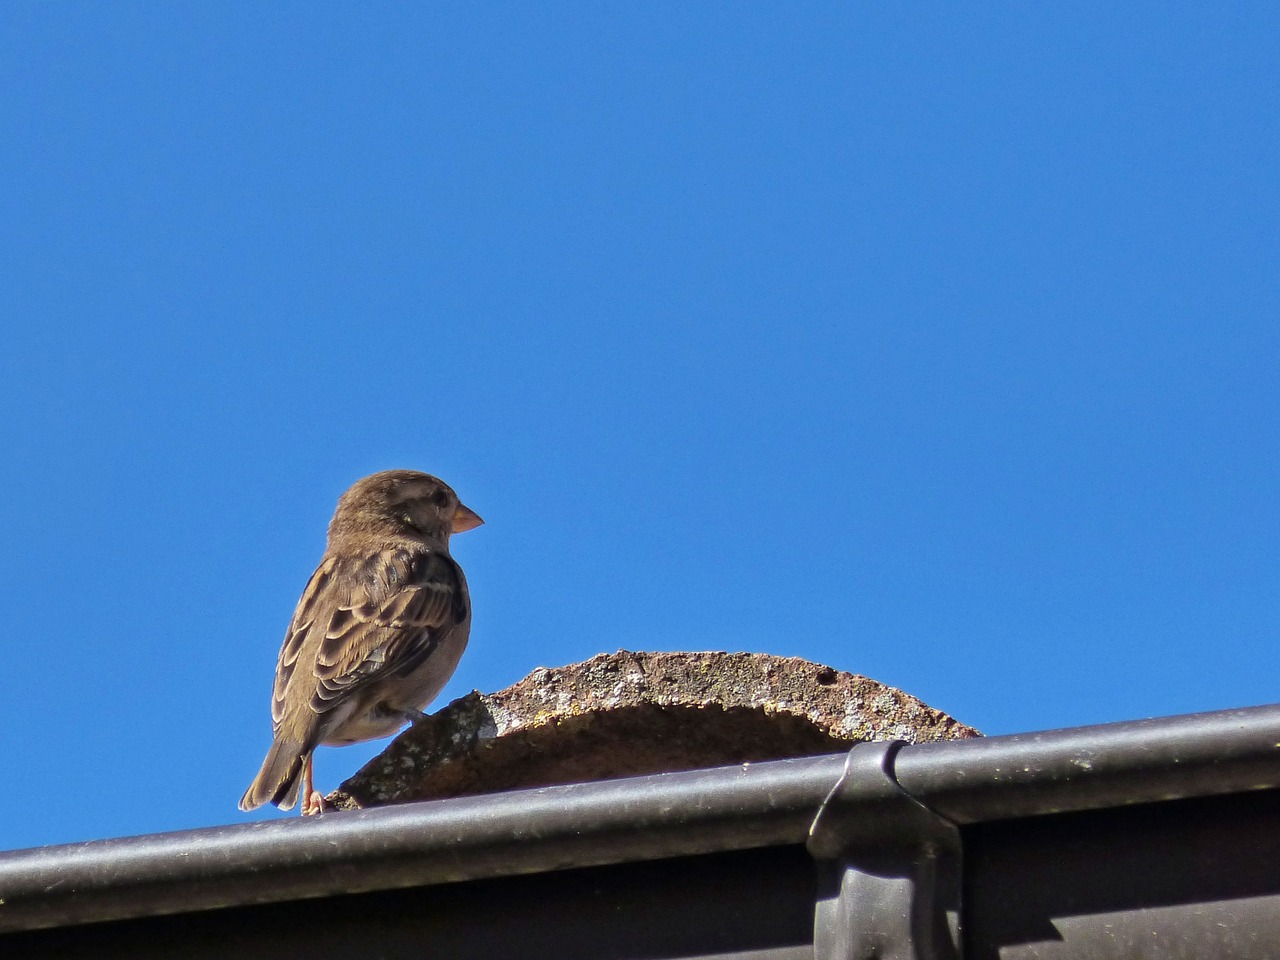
239,470 -> 483,815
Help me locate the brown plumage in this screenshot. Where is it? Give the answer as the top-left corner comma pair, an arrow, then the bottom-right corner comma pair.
239,470 -> 483,814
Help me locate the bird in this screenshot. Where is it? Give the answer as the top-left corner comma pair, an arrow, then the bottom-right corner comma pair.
239,470 -> 483,815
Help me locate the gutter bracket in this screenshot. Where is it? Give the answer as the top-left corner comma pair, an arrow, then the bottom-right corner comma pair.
806,740 -> 963,960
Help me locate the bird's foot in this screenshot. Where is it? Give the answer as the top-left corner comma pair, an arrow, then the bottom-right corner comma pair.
301,790 -> 328,816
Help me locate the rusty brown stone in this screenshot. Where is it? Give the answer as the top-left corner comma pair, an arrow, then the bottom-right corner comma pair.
329,650 -> 980,810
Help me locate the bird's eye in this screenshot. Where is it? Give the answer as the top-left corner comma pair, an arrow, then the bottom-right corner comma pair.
403,513 -> 415,527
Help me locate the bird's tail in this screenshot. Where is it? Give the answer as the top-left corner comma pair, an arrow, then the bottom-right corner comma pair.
239,738 -> 308,812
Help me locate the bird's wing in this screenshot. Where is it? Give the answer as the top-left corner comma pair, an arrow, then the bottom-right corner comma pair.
270,548 -> 466,731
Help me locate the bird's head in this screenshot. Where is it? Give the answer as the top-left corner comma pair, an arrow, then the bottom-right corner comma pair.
328,470 -> 483,545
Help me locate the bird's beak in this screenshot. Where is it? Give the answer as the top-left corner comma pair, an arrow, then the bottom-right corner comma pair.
452,503 -> 484,533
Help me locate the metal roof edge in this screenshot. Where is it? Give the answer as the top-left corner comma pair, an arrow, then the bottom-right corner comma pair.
1,701 -> 1277,934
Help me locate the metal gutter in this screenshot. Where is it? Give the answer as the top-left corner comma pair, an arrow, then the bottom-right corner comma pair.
0,754 -> 845,933
1,702 -> 1277,937
895,702 -> 1280,822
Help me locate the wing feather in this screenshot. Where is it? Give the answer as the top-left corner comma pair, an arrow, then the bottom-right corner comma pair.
309,549 -> 464,711
268,548 -> 466,733
270,557 -> 337,730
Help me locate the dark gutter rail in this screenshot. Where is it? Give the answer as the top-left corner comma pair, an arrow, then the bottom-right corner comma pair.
896,703 -> 1280,821
0,754 -> 847,933
2,702 -> 1279,959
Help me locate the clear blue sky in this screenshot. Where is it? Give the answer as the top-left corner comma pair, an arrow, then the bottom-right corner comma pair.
3,4 -> 1277,851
